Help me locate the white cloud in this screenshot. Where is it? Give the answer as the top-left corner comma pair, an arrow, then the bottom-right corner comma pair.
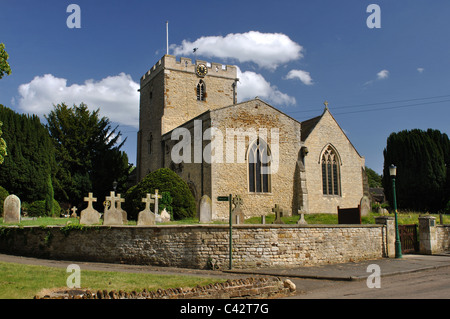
285,69 -> 314,85
377,69 -> 389,80
417,67 -> 424,73
236,67 -> 296,106
17,73 -> 139,127
171,31 -> 303,70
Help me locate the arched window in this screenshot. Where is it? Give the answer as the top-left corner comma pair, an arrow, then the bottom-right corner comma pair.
321,145 -> 341,196
248,138 -> 271,193
197,80 -> 206,101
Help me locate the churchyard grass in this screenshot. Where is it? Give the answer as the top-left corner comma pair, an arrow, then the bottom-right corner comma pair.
1,212 -> 448,227
0,261 -> 225,299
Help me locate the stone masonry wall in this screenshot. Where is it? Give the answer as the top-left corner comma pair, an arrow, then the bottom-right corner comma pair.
0,224 -> 384,269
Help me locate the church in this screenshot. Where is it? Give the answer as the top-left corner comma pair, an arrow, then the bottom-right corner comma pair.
136,55 -> 366,220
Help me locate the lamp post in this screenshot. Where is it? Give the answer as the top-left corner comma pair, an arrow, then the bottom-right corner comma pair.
389,164 -> 402,259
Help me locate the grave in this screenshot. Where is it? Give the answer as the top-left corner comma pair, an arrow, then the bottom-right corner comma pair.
80,193 -> 101,225
103,191 -> 124,225
116,194 -> 127,224
160,208 -> 171,223
151,189 -> 162,223
231,195 -> 244,224
137,193 -> 156,226
70,207 -> 78,218
272,204 -> 284,224
199,195 -> 212,223
297,210 -> 307,225
3,194 -> 20,223
360,195 -> 370,217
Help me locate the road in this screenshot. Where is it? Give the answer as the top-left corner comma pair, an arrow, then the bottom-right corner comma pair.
287,266 -> 450,299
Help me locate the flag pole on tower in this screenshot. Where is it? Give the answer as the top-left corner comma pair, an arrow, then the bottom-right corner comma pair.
166,21 -> 169,55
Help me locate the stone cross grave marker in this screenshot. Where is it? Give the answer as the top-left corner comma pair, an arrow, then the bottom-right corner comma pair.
151,189 -> 162,223
3,194 -> 21,223
272,204 -> 284,224
232,195 -> 244,224
103,191 -> 123,225
70,206 -> 78,218
297,210 -> 308,225
137,193 -> 156,226
80,193 -> 101,225
116,194 -> 127,224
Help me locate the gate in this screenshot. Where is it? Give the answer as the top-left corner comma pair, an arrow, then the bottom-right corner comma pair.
398,224 -> 418,254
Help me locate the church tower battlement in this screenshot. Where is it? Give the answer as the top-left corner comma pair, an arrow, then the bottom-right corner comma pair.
137,55 -> 239,181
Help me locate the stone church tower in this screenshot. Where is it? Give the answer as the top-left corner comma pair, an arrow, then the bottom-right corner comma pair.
136,55 -> 239,181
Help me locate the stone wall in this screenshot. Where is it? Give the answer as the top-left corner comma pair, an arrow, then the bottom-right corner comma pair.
0,224 -> 385,269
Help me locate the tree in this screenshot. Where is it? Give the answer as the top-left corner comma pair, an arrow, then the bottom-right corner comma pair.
0,105 -> 56,204
365,166 -> 382,188
45,103 -> 131,209
0,121 -> 7,164
382,129 -> 450,213
0,43 -> 12,79
124,168 -> 196,221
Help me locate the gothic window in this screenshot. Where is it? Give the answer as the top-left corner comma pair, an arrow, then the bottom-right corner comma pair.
248,138 -> 271,193
321,145 -> 341,196
197,80 -> 206,101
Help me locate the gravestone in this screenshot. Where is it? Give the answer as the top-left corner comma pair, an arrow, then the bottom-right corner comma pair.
160,208 -> 171,223
297,210 -> 308,225
103,191 -> 124,225
137,193 -> 156,226
151,189 -> 162,223
80,193 -> 101,225
70,207 -> 78,218
199,195 -> 212,223
3,194 -> 21,223
116,194 -> 127,224
231,195 -> 244,224
360,195 -> 370,217
272,204 -> 284,224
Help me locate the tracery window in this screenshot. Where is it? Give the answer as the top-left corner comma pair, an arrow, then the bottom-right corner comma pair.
321,145 -> 341,196
248,138 -> 271,193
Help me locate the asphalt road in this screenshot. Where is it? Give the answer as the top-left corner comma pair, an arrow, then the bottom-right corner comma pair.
287,266 -> 450,299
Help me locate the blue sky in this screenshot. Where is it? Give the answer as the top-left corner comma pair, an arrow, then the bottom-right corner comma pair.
1,0 -> 450,174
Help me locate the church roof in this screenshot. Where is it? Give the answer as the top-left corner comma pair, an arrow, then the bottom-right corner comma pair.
299,114 -> 321,142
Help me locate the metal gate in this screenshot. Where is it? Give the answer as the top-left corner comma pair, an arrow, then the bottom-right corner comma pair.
398,224 -> 418,254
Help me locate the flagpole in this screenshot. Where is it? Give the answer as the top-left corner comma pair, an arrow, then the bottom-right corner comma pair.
166,21 -> 169,55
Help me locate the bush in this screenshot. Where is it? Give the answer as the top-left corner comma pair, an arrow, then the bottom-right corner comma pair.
0,186 -> 9,216
26,199 -> 61,217
124,168 -> 196,220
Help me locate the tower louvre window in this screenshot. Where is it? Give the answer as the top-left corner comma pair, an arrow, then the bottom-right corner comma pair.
197,80 -> 206,101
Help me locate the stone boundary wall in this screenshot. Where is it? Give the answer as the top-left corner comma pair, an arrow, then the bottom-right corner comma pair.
35,277 -> 294,299
0,224 -> 385,269
436,225 -> 450,253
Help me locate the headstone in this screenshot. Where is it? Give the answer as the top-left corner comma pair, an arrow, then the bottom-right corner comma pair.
116,194 -> 127,224
261,215 -> 266,224
272,204 -> 284,224
3,194 -> 21,223
360,195 -> 370,217
160,208 -> 171,223
297,210 -> 308,225
231,195 -> 244,224
137,193 -> 156,226
103,191 -> 124,225
70,206 -> 78,218
80,193 -> 101,225
199,195 -> 212,223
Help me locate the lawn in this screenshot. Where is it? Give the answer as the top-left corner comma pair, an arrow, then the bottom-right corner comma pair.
1,211 -> 449,227
0,261 -> 225,299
